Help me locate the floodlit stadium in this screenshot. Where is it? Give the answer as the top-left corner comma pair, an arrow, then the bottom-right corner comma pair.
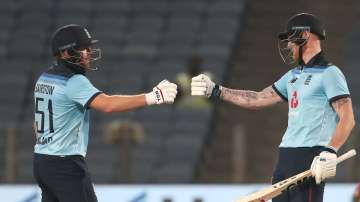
0,0 -> 359,202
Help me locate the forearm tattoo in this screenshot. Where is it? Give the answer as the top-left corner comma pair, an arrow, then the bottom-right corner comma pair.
221,90 -> 257,104
220,86 -> 281,108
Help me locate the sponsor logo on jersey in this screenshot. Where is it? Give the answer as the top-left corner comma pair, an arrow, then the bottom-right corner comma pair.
290,77 -> 298,83
36,136 -> 53,145
290,91 -> 299,109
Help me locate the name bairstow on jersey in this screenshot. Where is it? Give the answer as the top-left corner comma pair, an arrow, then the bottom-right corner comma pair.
35,84 -> 55,95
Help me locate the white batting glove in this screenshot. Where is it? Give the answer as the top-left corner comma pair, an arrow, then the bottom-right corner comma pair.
310,151 -> 337,184
145,80 -> 177,105
191,74 -> 216,98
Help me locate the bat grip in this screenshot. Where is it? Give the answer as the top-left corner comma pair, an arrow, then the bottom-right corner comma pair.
336,149 -> 357,164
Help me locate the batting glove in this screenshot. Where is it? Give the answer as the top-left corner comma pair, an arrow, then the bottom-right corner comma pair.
145,80 -> 178,105
310,151 -> 337,184
191,74 -> 221,98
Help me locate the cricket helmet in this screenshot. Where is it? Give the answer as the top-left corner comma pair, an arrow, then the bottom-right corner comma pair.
51,24 -> 98,56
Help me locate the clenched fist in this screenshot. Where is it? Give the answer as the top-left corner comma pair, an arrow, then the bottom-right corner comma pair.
145,80 -> 178,105
191,74 -> 221,98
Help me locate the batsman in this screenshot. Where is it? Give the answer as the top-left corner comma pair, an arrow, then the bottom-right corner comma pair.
33,24 -> 177,202
191,13 -> 355,201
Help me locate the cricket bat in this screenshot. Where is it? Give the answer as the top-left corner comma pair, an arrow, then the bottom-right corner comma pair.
236,149 -> 357,202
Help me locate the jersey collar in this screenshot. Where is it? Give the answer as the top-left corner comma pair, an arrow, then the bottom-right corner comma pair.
46,59 -> 85,78
56,59 -> 86,75
298,51 -> 331,68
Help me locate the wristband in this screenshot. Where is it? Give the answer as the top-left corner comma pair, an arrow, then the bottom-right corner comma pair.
326,146 -> 338,154
210,84 -> 221,99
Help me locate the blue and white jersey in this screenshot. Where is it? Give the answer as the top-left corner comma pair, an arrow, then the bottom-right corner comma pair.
34,61 -> 101,157
272,52 -> 350,148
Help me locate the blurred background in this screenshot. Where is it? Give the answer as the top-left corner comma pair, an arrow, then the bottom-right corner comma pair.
0,0 -> 359,201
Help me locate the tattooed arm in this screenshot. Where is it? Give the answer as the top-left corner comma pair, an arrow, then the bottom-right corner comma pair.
191,74 -> 283,109
220,85 -> 283,110
329,97 -> 355,150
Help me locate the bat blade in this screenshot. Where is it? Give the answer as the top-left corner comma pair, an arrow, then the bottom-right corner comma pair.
236,171 -> 311,202
235,149 -> 356,202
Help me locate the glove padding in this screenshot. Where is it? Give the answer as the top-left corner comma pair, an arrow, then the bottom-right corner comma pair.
191,74 -> 215,98
310,151 -> 337,184
145,80 -> 177,105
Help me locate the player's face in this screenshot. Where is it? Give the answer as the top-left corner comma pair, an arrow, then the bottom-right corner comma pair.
287,42 -> 299,63
78,48 -> 91,68
278,29 -> 310,65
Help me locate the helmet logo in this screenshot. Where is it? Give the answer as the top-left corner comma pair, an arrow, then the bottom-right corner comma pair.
84,28 -> 91,39
291,26 -> 310,31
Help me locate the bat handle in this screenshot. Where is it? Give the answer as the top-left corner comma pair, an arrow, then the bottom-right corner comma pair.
336,149 -> 357,164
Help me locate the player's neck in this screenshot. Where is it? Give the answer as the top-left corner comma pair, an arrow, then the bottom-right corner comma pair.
301,43 -> 321,65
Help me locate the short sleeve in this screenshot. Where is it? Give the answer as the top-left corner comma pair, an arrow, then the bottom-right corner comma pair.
272,70 -> 291,101
66,75 -> 102,108
322,66 -> 350,103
